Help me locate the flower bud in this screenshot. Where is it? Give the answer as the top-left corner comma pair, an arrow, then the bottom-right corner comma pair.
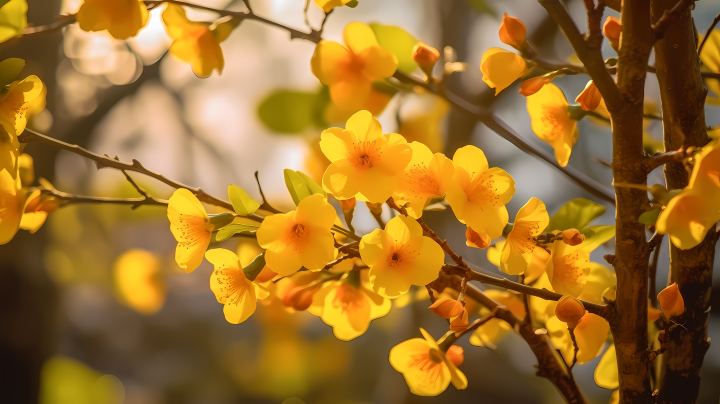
412,41 -> 440,77
283,284 -> 319,311
575,81 -> 602,111
366,202 -> 383,216
555,295 -> 586,328
562,228 -> 585,246
519,75 -> 553,96
499,13 -> 527,51
603,16 -> 621,51
466,227 -> 491,249
429,297 -> 464,319
339,197 -> 356,212
658,282 -> 685,319
450,307 -> 469,332
446,345 -> 464,366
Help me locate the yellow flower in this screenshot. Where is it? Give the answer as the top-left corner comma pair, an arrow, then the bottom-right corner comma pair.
389,328 -> 468,396
658,282 -> 685,319
113,249 -> 166,314
465,227 -> 491,249
167,188 -> 213,273
0,167 -> 22,245
206,248 -> 269,324
428,297 -> 464,319
20,188 -> 60,234
576,80 -> 602,111
499,197 -> 549,275
545,240 -> 590,297
527,83 -> 579,167
313,0 -> 354,13
257,194 -> 337,277
595,343 -> 618,389
480,48 -> 527,95
320,110 -> 412,203
469,290 -> 525,348
393,142 -> 454,218
324,86 -> 394,123
163,4 -> 238,78
308,271 -> 391,341
547,311 -> 609,365
311,22 -> 398,111
0,75 -> 43,138
656,140 -> 720,249
360,215 -> 444,298
445,145 -> 515,239
77,0 -> 149,40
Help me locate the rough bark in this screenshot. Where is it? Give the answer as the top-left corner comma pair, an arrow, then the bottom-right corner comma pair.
651,1 -> 715,402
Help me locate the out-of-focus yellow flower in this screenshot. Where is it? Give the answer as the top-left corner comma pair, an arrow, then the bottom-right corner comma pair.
389,328 -> 468,396
499,14 -> 527,51
446,145 -> 515,239
603,16 -> 621,51
658,282 -> 685,319
576,262 -> 616,304
412,41 -> 440,77
527,83 -> 578,167
313,0 -> 354,12
360,215 -> 443,298
311,22 -> 398,110
555,295 -> 585,328
167,188 -> 212,273
324,86 -> 394,123
428,297 -> 464,319
576,81 -> 602,111
399,95 -> 450,153
595,343 -> 618,389
257,194 -> 337,276
470,290 -> 525,348
77,0 -> 148,39
0,168 -> 22,245
320,110 -> 412,203
114,249 -> 165,314
0,75 -> 43,138
206,248 -> 269,324
163,5 -> 238,78
480,48 -> 527,95
20,188 -> 59,234
308,271 -> 391,341
393,142 -> 454,218
547,311 -> 609,365
499,197 -> 549,275
465,227 -> 490,249
656,140 -> 720,249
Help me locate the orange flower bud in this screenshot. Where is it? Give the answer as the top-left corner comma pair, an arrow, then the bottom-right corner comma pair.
575,81 -> 603,111
658,282 -> 685,318
450,307 -> 469,332
648,306 -> 661,322
519,75 -> 553,97
366,202 -> 383,216
562,228 -> 585,246
446,345 -> 465,366
499,13 -> 527,50
412,41 -> 440,76
339,197 -> 356,212
603,16 -> 621,50
555,295 -> 586,328
429,297 -> 464,319
466,227 -> 491,249
283,284 -> 319,311
254,266 -> 278,283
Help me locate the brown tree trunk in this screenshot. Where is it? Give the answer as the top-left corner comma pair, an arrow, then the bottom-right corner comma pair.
651,1 -> 715,402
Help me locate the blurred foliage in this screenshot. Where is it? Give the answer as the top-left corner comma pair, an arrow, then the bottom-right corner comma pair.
257,87 -> 330,134
40,356 -> 124,404
0,0 -> 27,43
369,23 -> 417,74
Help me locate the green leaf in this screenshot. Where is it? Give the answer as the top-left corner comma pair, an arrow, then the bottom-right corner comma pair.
0,0 -> 27,44
257,87 -> 330,134
216,223 -> 259,242
638,208 -> 661,225
296,171 -> 326,197
284,169 -> 312,205
580,225 -> 616,251
228,184 -> 260,216
545,198 -> 607,232
369,23 -> 418,74
465,0 -> 496,17
243,252 -> 266,281
0,1 -> 11,9
345,0 -> 358,7
0,57 -> 23,88
208,212 -> 235,229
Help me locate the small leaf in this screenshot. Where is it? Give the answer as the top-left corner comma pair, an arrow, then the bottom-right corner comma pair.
216,223 -> 259,242
208,212 -> 235,229
345,0 -> 358,7
0,57 -> 24,88
257,88 -> 329,134
466,0 -> 497,17
296,171 -> 326,197
369,23 -> 418,74
284,169 -> 312,205
243,252 -> 266,281
228,184 -> 260,216
0,0 -> 27,44
638,208 -> 661,225
545,198 -> 607,232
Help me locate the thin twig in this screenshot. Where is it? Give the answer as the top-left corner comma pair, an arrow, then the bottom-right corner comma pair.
568,327 -> 580,370
641,149 -> 687,174
649,235 -> 663,308
455,308 -> 498,339
41,188 -> 168,208
648,231 -> 665,251
698,13 -> 720,57
254,171 -> 281,214
652,0 -> 698,39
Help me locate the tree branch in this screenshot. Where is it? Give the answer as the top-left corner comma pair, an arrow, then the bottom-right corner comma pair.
41,188 -> 168,208
698,12 -> 720,57
651,0 -> 698,39
640,149 -> 687,174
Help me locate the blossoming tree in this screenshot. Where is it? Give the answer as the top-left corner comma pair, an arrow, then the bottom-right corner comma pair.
1,0 -> 718,402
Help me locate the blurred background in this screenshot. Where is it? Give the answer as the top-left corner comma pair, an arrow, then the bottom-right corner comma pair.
1,0 -> 719,403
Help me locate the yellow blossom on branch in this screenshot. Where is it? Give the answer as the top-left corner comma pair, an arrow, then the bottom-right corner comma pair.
167,188 -> 213,273
498,14 -> 527,51
389,328 -> 468,396
77,0 -> 148,39
545,240 -> 591,297
480,48 -> 527,95
445,145 -> 515,239
257,194 -> 337,277
359,215 -> 443,298
311,22 -> 398,111
465,227 -> 491,249
0,74 -> 43,138
320,110 -> 412,203
114,249 -> 166,315
527,83 -> 579,167
576,80 -> 602,111
499,197 -> 549,275
547,311 -> 610,365
393,142 -> 454,218
313,0 -> 353,13
0,168 -> 22,245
